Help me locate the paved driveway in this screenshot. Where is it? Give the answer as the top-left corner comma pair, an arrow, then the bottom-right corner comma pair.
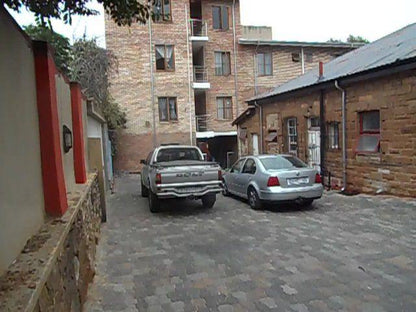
86,174 -> 416,312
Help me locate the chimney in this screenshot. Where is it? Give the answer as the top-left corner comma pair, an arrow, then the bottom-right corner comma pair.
319,61 -> 324,78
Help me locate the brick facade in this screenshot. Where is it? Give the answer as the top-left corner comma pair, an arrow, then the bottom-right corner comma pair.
105,0 -> 355,171
237,70 -> 416,197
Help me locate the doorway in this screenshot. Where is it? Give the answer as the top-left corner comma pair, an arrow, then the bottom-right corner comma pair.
308,117 -> 320,172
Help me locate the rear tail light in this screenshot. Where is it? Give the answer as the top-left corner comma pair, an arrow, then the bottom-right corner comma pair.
155,173 -> 162,185
218,170 -> 222,181
315,173 -> 322,184
267,176 -> 280,187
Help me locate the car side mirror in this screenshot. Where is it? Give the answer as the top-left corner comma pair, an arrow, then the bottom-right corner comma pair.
140,159 -> 146,164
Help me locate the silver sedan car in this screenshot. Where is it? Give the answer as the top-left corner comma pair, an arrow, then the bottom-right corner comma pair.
222,154 -> 323,209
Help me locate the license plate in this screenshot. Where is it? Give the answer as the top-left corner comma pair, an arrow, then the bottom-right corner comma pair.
287,177 -> 309,185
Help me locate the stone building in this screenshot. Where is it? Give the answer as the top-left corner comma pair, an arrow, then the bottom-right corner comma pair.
105,0 -> 359,171
233,23 -> 416,197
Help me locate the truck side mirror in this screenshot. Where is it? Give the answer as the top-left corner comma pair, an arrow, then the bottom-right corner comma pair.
140,159 -> 146,164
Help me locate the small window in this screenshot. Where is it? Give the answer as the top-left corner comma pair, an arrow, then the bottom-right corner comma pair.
217,97 -> 233,120
158,97 -> 178,121
155,45 -> 175,70
305,53 -> 313,62
153,0 -> 171,21
328,122 -> 339,149
212,5 -> 229,30
287,118 -> 297,155
215,51 -> 231,76
257,53 -> 272,76
265,131 -> 277,142
292,53 -> 300,62
356,111 -> 380,153
242,159 -> 256,174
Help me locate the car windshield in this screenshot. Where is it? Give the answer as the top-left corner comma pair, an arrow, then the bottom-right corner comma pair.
260,155 -> 307,170
156,148 -> 202,162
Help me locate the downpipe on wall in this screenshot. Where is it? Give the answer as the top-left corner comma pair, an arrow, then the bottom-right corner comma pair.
253,101 -> 263,154
334,80 -> 347,192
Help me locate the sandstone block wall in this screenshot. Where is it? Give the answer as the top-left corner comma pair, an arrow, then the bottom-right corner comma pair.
0,174 -> 102,312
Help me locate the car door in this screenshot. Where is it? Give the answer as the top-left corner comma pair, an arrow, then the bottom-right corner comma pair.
227,158 -> 246,195
239,158 -> 257,196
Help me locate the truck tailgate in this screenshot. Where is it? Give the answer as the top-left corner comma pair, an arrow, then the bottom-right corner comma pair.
157,165 -> 220,184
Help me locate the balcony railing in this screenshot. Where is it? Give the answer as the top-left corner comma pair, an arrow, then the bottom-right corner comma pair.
193,65 -> 208,82
189,19 -> 207,37
196,114 -> 211,132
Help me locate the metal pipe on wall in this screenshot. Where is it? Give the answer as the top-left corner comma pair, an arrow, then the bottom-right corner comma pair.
148,16 -> 157,147
232,0 -> 239,116
254,101 -> 263,154
335,80 -> 347,191
185,3 -> 193,145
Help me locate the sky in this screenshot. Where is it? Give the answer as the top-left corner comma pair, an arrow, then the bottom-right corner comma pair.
7,0 -> 416,47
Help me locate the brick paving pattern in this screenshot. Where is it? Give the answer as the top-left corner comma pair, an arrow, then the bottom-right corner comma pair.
86,175 -> 416,311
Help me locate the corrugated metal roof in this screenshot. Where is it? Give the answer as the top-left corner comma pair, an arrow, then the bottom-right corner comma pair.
248,23 -> 416,103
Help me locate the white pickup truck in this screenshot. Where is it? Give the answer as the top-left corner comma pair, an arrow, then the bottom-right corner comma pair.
140,145 -> 223,212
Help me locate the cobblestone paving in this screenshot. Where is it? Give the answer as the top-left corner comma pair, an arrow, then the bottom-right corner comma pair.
85,175 -> 416,312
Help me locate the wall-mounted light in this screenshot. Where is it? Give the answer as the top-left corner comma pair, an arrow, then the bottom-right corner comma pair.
63,125 -> 72,153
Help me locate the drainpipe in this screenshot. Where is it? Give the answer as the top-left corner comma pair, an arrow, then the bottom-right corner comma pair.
232,0 -> 239,116
148,16 -> 157,147
300,47 -> 305,74
253,101 -> 263,154
335,80 -> 347,191
185,3 -> 193,145
254,40 -> 260,95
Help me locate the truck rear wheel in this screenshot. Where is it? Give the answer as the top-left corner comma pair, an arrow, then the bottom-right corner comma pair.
202,193 -> 216,209
141,181 -> 149,197
149,191 -> 161,213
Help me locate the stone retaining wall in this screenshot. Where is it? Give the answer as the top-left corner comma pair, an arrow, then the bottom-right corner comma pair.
0,173 -> 102,312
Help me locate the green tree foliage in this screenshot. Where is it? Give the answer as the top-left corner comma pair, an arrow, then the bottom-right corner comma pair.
4,0 -> 152,26
347,35 -> 370,43
24,24 -> 72,75
70,38 -> 126,131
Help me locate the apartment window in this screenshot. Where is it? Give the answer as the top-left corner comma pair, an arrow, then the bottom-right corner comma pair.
328,122 -> 340,149
215,51 -> 231,76
356,110 -> 380,153
153,0 -> 171,21
155,45 -> 174,70
257,53 -> 272,76
287,117 -> 297,155
158,97 -> 178,121
292,53 -> 300,62
212,6 -> 229,30
217,97 -> 232,120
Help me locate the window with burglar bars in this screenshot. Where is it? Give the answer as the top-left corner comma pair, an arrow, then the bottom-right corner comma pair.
215,51 -> 231,76
158,97 -> 178,121
356,110 -> 380,153
217,97 -> 232,120
212,6 -> 229,30
287,117 -> 298,155
155,45 -> 175,71
327,122 -> 340,149
257,53 -> 272,76
153,0 -> 171,22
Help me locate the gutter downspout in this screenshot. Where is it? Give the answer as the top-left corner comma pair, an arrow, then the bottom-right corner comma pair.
185,3 -> 193,145
335,80 -> 347,191
300,47 -> 305,74
253,101 -> 263,154
232,0 -> 239,116
148,17 -> 157,147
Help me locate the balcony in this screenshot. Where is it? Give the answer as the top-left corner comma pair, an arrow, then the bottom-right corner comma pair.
189,19 -> 208,41
192,66 -> 210,89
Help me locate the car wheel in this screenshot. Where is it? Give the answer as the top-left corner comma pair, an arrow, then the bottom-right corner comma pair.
202,193 -> 216,209
248,187 -> 262,210
302,199 -> 314,207
141,181 -> 149,197
148,191 -> 160,213
222,180 -> 230,196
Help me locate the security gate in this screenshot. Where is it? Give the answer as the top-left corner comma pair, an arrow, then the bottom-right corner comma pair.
308,117 -> 321,172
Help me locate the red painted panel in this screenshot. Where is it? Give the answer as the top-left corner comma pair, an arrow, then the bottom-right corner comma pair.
70,83 -> 87,184
33,41 -> 68,216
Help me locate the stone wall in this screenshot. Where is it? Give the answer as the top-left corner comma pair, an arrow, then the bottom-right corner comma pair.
0,174 -> 102,312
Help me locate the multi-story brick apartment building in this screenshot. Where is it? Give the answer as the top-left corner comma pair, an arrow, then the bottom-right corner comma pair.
105,0 -> 359,171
